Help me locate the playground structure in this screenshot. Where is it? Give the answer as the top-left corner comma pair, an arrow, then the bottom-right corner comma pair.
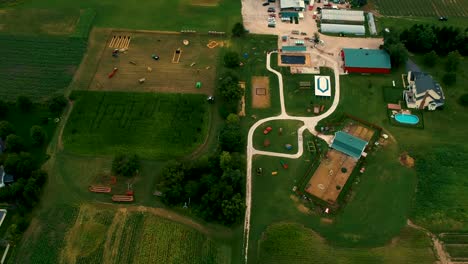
112,195 -> 134,202
108,67 -> 118,78
305,149 -> 357,204
280,160 -> 288,169
206,40 -> 219,49
109,35 -> 131,49
88,185 -> 112,193
307,141 -> 316,153
172,48 -> 182,63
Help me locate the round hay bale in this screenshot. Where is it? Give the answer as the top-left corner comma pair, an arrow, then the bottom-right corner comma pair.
183,40 -> 189,45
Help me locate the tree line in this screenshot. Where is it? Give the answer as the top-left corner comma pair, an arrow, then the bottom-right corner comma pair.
0,95 -> 67,242
157,114 -> 245,225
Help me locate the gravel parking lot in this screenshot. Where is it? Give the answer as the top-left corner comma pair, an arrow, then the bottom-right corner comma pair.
241,0 -> 384,72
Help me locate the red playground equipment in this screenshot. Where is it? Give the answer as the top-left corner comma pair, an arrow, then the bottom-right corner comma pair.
108,67 -> 118,78
88,185 -> 112,193
280,160 -> 288,169
263,126 -> 273,135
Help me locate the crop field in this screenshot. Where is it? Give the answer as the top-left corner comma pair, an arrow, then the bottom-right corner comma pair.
0,35 -> 86,102
90,31 -> 219,95
374,0 -> 468,17
258,223 -> 435,264
14,204 -> 231,264
63,91 -> 210,159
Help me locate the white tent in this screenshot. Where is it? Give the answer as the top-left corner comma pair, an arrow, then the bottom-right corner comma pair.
314,76 -> 331,96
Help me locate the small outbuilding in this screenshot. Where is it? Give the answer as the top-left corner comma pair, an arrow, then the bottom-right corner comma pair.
341,48 -> 391,74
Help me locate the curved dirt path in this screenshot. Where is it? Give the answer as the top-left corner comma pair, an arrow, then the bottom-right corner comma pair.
407,219 -> 451,264
243,50 -> 341,263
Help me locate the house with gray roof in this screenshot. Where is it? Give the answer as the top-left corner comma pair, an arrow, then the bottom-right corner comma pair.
404,71 -> 445,110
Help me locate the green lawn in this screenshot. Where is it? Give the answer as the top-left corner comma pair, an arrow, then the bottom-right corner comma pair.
253,120 -> 304,154
277,67 -> 336,116
321,55 -> 468,233
258,223 -> 435,264
14,0 -> 241,32
63,91 -> 210,160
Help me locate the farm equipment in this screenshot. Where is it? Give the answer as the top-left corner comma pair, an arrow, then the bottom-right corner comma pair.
108,67 -> 118,78
152,54 -> 160,60
280,160 -> 288,169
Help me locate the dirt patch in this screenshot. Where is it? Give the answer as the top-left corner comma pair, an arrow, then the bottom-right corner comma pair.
399,152 -> 415,168
89,31 -> 218,95
191,0 -> 219,6
252,76 -> 270,108
290,195 -> 311,215
239,82 -> 246,116
305,149 -> 358,204
320,218 -> 334,224
344,123 -> 375,142
102,208 -> 128,264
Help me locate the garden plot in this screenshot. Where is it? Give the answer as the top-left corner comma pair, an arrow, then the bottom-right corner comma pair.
374,0 -> 468,17
63,91 -> 209,159
90,31 -> 219,95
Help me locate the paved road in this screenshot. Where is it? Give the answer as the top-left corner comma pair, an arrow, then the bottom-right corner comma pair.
243,50 -> 341,263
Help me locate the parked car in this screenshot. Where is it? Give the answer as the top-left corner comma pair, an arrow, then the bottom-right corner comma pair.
268,0 -> 276,2
439,16 -> 448,21
268,7 -> 275,12
262,2 -> 269,6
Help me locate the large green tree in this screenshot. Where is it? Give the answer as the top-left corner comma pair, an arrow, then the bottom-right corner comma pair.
218,71 -> 242,103
4,152 -> 34,178
30,125 -> 47,146
47,95 -> 68,114
5,134 -> 25,153
111,153 -> 140,177
231,22 -> 246,37
224,51 -> 240,68
0,121 -> 14,139
445,51 -> 461,72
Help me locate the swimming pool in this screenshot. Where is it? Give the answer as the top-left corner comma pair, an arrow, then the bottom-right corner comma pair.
281,55 -> 306,64
394,113 -> 419,125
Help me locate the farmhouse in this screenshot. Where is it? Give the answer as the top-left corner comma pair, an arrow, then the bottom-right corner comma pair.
330,131 -> 368,159
321,9 -> 365,24
0,166 -> 15,189
404,71 -> 445,110
280,0 -> 305,11
341,48 -> 391,74
321,24 -> 365,35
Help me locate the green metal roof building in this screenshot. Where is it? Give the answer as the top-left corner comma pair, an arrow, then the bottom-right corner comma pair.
330,131 -> 368,159
342,48 -> 391,74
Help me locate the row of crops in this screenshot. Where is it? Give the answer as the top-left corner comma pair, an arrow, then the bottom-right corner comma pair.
375,0 -> 468,17
64,91 -> 210,159
440,234 -> 468,260
0,35 -> 87,102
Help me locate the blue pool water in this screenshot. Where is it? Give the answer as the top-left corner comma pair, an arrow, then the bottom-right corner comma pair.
395,113 -> 419,125
281,55 -> 306,64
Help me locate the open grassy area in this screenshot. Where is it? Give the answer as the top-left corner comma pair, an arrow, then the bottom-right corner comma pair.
15,0 -> 241,32
258,223 -> 435,264
13,204 -> 231,263
321,55 -> 468,233
277,67 -> 336,116
63,91 -> 210,160
253,120 -> 304,154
